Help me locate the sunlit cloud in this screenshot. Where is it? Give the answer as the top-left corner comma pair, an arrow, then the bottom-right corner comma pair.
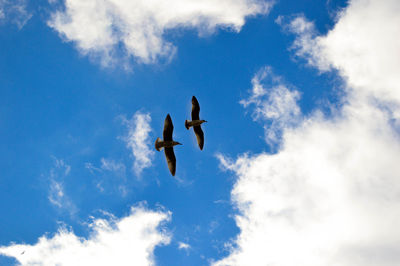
0,205 -> 171,266
178,242 -> 190,250
240,66 -> 301,148
47,0 -> 274,67
121,111 -> 154,176
214,1 -> 400,265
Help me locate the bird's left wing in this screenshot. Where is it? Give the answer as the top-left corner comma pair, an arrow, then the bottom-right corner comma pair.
193,126 -> 204,150
164,147 -> 176,176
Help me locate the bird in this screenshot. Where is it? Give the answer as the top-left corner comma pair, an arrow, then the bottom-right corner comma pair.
185,96 -> 207,150
155,114 -> 182,176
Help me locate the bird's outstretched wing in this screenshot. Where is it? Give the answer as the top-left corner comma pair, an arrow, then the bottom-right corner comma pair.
164,147 -> 176,176
193,126 -> 204,150
191,96 -> 200,120
163,114 -> 173,141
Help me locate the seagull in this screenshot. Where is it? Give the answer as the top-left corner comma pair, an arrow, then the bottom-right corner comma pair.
155,114 -> 182,176
185,96 -> 207,150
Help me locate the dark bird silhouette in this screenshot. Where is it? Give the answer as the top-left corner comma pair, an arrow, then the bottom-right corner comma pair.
185,96 -> 207,150
155,114 -> 182,176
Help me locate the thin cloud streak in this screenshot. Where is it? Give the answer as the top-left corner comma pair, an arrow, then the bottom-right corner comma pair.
0,0 -> 31,28
48,158 -> 77,215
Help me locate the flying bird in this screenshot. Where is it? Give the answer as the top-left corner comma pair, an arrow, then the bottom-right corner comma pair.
155,114 -> 182,176
185,96 -> 207,150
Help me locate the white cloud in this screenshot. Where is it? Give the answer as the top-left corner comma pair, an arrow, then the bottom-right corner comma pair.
178,242 -> 190,250
100,158 -> 126,174
85,158 -> 129,195
47,0 -> 273,67
0,0 -> 31,28
48,180 -> 66,208
277,14 -> 328,71
240,66 -> 301,147
85,162 -> 102,174
0,205 -> 171,266
48,158 -> 77,214
122,111 -> 154,176
215,103 -> 400,266
282,0 -> 400,110
214,1 -> 400,265
54,157 -> 71,176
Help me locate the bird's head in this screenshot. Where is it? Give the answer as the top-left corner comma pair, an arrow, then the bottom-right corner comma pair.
201,120 -> 207,124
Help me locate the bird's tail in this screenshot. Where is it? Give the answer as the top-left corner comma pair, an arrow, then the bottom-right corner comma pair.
155,138 -> 163,151
185,120 -> 190,130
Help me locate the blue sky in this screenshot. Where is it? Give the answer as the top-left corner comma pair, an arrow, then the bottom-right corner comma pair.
1,0 -> 400,265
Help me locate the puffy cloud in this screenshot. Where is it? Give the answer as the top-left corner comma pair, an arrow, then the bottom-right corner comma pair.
240,66 -> 301,147
0,205 -> 171,266
215,102 -> 400,266
0,0 -> 31,28
47,0 -> 273,67
122,111 -> 154,176
214,1 -> 400,265
282,0 -> 400,110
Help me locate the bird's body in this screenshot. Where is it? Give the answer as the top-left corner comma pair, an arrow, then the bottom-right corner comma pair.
184,119 -> 206,129
186,96 -> 207,150
155,138 -> 181,151
155,114 -> 181,176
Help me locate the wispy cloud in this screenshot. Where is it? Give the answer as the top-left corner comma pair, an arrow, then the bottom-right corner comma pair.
276,14 -> 329,71
47,0 -> 274,67
48,158 -> 77,215
85,162 -> 102,174
214,1 -> 400,265
48,180 -> 65,208
122,111 -> 154,176
85,158 -> 129,195
240,66 -> 301,148
0,0 -> 31,29
0,205 -> 171,266
100,157 -> 126,174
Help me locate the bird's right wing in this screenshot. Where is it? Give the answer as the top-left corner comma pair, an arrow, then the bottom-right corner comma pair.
193,126 -> 204,150
163,114 -> 173,141
164,147 -> 176,176
191,96 -> 200,120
